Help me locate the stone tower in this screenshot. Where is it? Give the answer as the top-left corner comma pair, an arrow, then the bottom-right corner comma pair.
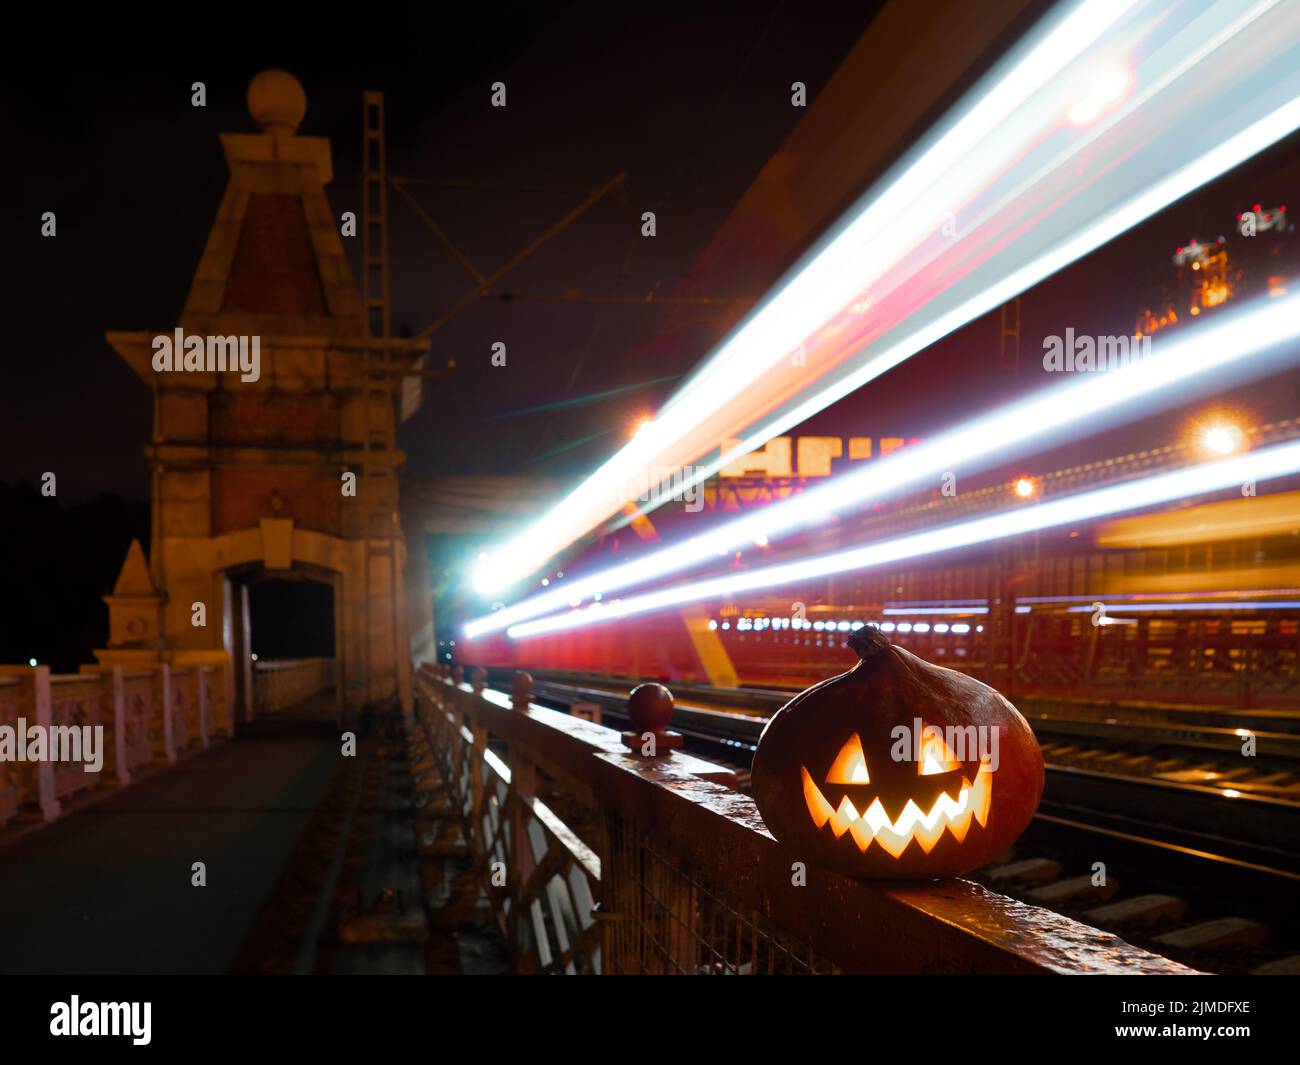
100,70 -> 427,721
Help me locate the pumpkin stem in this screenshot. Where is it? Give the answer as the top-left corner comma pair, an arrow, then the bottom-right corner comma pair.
847,625 -> 890,661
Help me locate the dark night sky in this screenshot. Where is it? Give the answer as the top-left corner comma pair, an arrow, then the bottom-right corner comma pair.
3,2 -> 1297,507
801,132 -> 1300,474
2,1 -> 878,501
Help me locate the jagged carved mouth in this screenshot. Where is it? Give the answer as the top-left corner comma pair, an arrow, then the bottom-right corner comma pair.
800,762 -> 993,858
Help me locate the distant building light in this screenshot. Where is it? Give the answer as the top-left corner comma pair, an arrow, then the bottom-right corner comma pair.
1200,422 -> 1243,457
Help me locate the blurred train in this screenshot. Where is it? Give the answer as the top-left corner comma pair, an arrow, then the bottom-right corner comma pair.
455,426 -> 1300,712
449,206 -> 1300,711
460,574 -> 1300,712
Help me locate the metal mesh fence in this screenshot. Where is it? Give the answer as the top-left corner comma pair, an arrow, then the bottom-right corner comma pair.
603,816 -> 836,975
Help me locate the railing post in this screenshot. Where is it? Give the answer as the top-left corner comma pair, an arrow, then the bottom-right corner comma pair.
161,663 -> 177,764
509,752 -> 538,962
243,655 -> 255,725
34,665 -> 60,822
469,723 -> 488,826
112,666 -> 130,787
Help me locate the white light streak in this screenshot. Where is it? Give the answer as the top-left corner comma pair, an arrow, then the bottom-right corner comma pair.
506,441 -> 1300,638
464,293 -> 1300,638
469,0 -> 1300,594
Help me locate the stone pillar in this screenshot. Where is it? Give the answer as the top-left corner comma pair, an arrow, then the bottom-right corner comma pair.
34,666 -> 60,822
112,666 -> 131,787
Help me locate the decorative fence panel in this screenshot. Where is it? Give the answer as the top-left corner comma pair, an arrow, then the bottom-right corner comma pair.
169,668 -> 192,758
0,658 -> 240,828
414,673 -> 603,974
0,676 -> 25,826
48,674 -> 106,804
121,671 -> 156,779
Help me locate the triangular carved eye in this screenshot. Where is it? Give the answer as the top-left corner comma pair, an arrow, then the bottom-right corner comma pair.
825,733 -> 869,784
919,727 -> 961,776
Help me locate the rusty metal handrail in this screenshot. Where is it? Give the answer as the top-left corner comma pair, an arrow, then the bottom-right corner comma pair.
414,666 -> 1196,975
413,674 -> 603,973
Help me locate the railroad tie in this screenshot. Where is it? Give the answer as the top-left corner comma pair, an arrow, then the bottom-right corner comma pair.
1084,893 -> 1187,930
1025,874 -> 1119,906
983,857 -> 1062,884
1153,916 -> 1270,951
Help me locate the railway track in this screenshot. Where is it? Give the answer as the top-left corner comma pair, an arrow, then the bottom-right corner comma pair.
514,669 -> 1300,974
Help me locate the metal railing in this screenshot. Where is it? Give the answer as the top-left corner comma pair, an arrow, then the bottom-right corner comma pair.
412,665 -> 1196,975
414,670 -> 602,974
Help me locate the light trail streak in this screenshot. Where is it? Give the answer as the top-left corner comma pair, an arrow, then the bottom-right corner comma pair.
504,440 -> 1300,638
465,292 -> 1300,638
469,0 -> 1300,596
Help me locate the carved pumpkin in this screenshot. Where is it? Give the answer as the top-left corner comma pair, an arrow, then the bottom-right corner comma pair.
752,627 -> 1042,879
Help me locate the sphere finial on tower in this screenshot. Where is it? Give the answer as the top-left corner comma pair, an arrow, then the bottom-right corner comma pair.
246,69 -> 307,135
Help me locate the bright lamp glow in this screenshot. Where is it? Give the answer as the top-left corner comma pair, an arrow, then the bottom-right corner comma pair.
463,293 -> 1300,639
468,0 -> 1300,596
1201,423 -> 1243,456
506,440 -> 1300,638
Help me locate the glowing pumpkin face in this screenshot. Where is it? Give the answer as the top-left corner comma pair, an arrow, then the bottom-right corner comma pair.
801,730 -> 992,860
752,627 -> 1042,879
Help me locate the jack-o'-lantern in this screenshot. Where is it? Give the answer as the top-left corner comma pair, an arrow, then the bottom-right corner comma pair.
752,626 -> 1042,879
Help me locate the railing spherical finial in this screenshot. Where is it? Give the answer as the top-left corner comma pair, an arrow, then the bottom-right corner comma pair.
450,664 -> 465,686
622,682 -> 683,755
627,682 -> 674,732
471,666 -> 487,694
510,671 -> 534,709
247,69 -> 307,134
